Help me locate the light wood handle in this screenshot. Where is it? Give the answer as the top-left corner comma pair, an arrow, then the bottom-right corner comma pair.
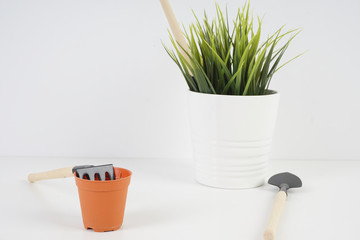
28,166 -> 74,183
264,191 -> 287,240
160,0 -> 192,74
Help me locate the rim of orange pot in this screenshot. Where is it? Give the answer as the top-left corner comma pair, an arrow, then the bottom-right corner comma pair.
75,167 -> 132,191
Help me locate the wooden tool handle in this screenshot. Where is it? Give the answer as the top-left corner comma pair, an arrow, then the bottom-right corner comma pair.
28,166 -> 74,183
264,191 -> 287,240
160,0 -> 192,73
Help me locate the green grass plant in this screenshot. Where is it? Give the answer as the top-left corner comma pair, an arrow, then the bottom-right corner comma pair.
164,2 -> 302,95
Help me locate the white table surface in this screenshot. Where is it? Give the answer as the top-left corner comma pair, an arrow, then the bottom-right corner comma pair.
1,157 -> 359,240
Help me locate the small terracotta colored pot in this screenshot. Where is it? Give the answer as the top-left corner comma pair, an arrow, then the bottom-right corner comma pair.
74,167 -> 132,232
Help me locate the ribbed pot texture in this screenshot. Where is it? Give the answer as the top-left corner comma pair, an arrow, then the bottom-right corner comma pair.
188,91 -> 280,189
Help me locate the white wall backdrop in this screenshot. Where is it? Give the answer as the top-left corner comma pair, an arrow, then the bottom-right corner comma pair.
0,0 -> 359,160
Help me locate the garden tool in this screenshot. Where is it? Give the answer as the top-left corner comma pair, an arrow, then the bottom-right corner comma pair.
28,164 -> 115,182
28,164 -> 130,232
160,0 -> 193,75
263,172 -> 302,240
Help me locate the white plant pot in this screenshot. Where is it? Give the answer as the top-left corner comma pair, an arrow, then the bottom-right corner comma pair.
188,90 -> 280,189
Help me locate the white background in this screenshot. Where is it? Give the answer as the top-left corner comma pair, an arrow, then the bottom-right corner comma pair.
1,0 -> 359,160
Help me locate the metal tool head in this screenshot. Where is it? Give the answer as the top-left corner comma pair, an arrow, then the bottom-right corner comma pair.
73,164 -> 115,181
268,172 -> 302,193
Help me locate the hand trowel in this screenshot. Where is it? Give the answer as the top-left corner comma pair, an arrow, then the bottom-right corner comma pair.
263,172 -> 302,240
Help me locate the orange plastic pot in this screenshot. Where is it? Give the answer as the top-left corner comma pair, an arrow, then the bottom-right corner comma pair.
74,167 -> 132,232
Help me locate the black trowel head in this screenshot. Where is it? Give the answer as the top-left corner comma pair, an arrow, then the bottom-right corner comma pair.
268,172 -> 302,189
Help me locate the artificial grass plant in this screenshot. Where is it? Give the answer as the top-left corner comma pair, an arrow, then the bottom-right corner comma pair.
163,2 -> 302,95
